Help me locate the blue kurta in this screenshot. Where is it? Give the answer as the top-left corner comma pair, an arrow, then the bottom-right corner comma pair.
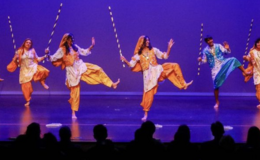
202,43 -> 241,89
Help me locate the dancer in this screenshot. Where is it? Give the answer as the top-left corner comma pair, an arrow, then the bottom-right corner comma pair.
243,38 -> 260,108
120,35 -> 193,121
7,38 -> 50,107
45,33 -> 120,119
198,35 -> 251,109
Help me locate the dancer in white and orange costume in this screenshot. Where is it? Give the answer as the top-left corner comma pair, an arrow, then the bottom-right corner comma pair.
243,38 -> 260,109
45,33 -> 120,119
120,35 -> 193,121
7,38 -> 50,107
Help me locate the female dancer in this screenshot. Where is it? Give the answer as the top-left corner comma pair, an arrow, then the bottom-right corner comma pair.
120,35 -> 193,121
45,33 -> 120,119
7,38 -> 49,107
243,38 -> 260,108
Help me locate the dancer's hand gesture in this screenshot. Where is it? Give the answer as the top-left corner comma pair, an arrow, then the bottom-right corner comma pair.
120,56 -> 126,62
45,48 -> 50,54
168,39 -> 175,49
223,41 -> 230,50
91,37 -> 95,46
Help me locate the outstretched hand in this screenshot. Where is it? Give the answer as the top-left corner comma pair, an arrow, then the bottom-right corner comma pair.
45,48 -> 50,54
223,41 -> 230,50
91,37 -> 95,46
120,56 -> 126,62
168,39 -> 175,49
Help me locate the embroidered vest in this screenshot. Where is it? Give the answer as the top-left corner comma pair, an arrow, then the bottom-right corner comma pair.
52,48 -> 75,70
139,48 -> 158,71
204,44 -> 225,69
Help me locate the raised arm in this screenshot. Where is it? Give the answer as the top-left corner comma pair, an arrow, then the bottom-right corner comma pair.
220,41 -> 231,54
76,37 -> 95,56
166,39 -> 174,57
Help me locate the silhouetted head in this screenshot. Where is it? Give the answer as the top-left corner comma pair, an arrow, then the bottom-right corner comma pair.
246,126 -> 260,148
174,124 -> 190,143
43,132 -> 58,148
59,126 -> 71,141
140,120 -> 156,138
219,135 -> 235,151
25,122 -> 41,139
93,124 -> 108,141
211,121 -> 225,139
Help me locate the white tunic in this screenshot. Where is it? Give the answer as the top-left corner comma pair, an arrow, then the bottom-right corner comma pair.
129,47 -> 169,92
249,49 -> 260,85
19,49 -> 39,84
50,44 -> 91,87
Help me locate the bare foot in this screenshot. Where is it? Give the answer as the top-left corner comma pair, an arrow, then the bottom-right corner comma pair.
141,112 -> 148,121
112,79 -> 120,89
72,110 -> 77,119
141,115 -> 147,121
184,80 -> 193,90
214,103 -> 219,109
24,101 -> 30,107
257,104 -> 260,109
0,78 -> 4,82
41,82 -> 49,89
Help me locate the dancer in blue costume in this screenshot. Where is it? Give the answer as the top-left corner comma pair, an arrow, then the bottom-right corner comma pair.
198,35 -> 251,109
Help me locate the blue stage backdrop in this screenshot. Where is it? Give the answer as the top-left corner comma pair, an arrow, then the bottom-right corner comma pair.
0,0 -> 260,95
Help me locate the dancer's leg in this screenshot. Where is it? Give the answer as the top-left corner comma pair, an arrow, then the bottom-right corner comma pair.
214,88 -> 220,109
140,85 -> 158,121
21,82 -> 33,107
67,83 -> 80,119
81,63 -> 120,88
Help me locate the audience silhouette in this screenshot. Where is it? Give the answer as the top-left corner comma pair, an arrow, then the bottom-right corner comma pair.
126,120 -> 166,159
58,126 -> 84,160
166,124 -> 200,160
1,120 -> 259,160
85,124 -> 120,160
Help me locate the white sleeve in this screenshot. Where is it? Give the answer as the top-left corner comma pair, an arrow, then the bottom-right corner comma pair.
154,48 -> 168,59
50,48 -> 64,62
219,44 -> 231,54
75,44 -> 91,56
129,54 -> 140,68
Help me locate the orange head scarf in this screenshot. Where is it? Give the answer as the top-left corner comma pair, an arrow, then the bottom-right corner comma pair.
131,35 -> 146,72
59,33 -> 70,48
133,35 -> 145,55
